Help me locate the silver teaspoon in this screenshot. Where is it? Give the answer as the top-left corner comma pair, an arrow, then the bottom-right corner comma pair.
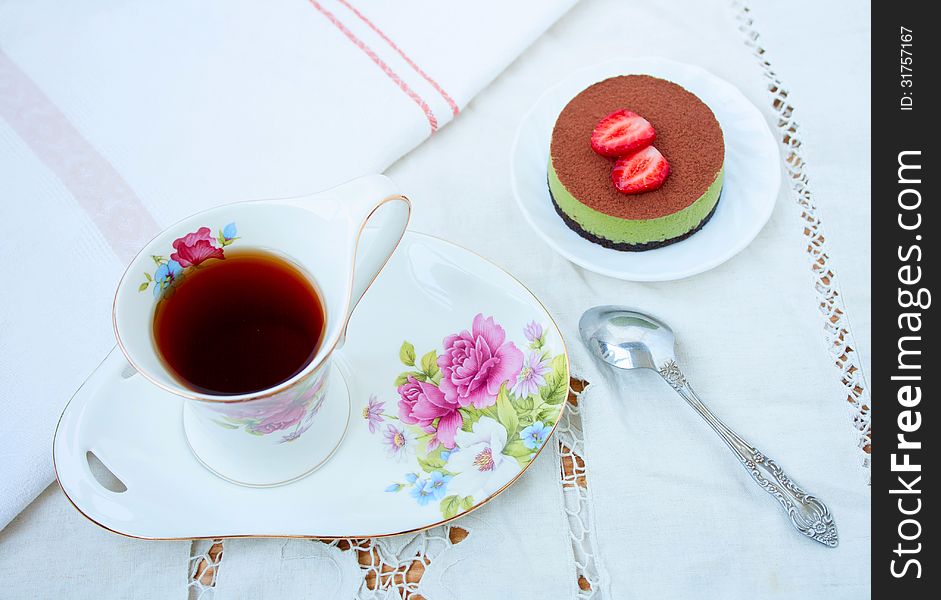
578,306 -> 838,547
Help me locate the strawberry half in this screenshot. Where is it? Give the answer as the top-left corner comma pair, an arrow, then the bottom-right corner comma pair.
590,109 -> 656,157
612,146 -> 670,194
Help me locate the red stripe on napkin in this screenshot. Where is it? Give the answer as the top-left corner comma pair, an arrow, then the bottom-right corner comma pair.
336,0 -> 460,117
0,50 -> 159,264
306,0 -> 439,132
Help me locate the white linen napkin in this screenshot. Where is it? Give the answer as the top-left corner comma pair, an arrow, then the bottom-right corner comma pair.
0,0 -> 577,530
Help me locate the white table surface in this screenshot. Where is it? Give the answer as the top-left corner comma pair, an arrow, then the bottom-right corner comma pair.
0,0 -> 870,598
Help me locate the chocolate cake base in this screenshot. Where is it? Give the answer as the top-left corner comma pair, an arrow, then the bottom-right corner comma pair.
549,186 -> 722,252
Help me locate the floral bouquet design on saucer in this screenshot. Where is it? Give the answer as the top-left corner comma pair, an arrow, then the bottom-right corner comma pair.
364,314 -> 567,519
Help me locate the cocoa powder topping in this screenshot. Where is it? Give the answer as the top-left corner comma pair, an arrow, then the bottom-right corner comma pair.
550,75 -> 724,219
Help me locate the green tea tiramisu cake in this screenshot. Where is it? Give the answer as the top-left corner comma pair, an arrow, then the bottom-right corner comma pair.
548,75 -> 725,250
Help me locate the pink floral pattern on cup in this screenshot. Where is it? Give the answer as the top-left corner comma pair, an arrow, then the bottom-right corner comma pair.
207,367 -> 328,444
171,227 -> 225,267
138,222 -> 239,297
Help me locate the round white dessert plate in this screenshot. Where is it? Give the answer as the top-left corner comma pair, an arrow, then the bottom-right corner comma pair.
53,232 -> 569,539
511,57 -> 781,281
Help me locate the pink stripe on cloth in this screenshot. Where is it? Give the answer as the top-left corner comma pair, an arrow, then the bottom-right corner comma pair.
306,0 -> 439,132
336,0 -> 460,117
0,50 -> 159,264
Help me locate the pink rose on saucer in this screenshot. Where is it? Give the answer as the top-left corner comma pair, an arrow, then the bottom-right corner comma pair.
170,227 -> 224,267
437,314 -> 524,409
397,376 -> 462,449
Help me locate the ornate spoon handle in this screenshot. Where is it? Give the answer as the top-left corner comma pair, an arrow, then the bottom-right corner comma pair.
658,360 -> 839,547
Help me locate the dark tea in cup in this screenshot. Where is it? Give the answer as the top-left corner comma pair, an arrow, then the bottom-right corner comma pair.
153,250 -> 325,395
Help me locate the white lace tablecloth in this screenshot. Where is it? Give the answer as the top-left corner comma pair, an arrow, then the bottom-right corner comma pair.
0,0 -> 871,598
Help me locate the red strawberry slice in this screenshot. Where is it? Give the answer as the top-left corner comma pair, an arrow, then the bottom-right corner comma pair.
590,109 -> 656,157
612,146 -> 670,194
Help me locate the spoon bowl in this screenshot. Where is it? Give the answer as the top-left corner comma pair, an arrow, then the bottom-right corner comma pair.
579,306 -> 676,372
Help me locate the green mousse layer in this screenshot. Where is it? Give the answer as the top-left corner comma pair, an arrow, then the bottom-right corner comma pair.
548,158 -> 724,245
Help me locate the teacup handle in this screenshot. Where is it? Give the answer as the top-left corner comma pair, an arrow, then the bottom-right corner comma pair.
338,174 -> 411,319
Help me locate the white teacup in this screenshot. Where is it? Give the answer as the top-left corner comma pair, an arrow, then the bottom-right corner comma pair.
113,175 -> 410,486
